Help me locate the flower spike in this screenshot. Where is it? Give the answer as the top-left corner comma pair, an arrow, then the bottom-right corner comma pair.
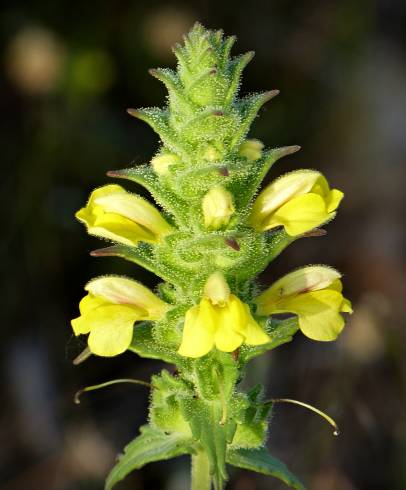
71,23 -> 352,490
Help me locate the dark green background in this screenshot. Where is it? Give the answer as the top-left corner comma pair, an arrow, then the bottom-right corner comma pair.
2,1 -> 406,489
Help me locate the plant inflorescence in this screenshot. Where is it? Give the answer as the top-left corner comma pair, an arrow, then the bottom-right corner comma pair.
72,23 -> 351,490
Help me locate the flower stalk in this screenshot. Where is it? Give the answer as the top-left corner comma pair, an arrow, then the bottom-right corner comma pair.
71,23 -> 352,490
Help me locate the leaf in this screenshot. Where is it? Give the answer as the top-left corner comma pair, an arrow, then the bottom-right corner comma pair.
227,447 -> 305,490
105,425 -> 192,490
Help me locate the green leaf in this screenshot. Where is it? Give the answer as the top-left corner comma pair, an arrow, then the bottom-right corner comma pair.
105,425 -> 193,490
227,447 -> 305,490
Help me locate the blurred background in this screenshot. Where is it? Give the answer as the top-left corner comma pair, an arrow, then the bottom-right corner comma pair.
1,1 -> 406,489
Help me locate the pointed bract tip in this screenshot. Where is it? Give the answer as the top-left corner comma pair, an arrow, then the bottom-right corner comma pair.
90,246 -> 121,257
107,169 -> 126,178
126,108 -> 139,118
218,166 -> 229,177
148,68 -> 158,77
263,90 -> 280,101
225,238 -> 240,251
73,347 -> 92,366
276,145 -> 301,156
302,228 -> 327,238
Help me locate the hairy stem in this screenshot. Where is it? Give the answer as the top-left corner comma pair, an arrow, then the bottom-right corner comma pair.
191,451 -> 211,490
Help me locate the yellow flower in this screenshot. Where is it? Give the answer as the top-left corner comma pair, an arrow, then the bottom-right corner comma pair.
255,266 -> 353,341
178,272 -> 270,358
249,170 -> 343,236
202,186 -> 235,229
76,184 -> 173,246
238,139 -> 264,161
71,276 -> 169,357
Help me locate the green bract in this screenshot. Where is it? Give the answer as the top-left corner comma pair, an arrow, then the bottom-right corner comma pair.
72,23 -> 351,490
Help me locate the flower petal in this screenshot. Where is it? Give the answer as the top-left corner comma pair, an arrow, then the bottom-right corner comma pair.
276,290 -> 345,341
71,315 -> 92,336
341,298 -> 353,313
79,293 -> 106,315
326,189 -> 344,213
250,170 -> 321,227
266,193 -> 330,236
214,296 -> 245,352
178,301 -> 216,358
95,188 -> 173,237
76,205 -> 153,246
85,276 -> 168,320
255,266 -> 341,315
86,304 -> 141,356
242,304 -> 271,345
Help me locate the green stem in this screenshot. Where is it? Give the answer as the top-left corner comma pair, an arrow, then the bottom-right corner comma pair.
191,451 -> 211,490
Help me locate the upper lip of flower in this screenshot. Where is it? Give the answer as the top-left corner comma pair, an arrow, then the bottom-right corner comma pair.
248,169 -> 344,236
75,184 -> 173,246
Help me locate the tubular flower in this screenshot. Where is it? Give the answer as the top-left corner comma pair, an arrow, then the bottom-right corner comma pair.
71,276 -> 169,357
178,272 -> 270,358
249,170 -> 344,236
255,266 -> 353,341
202,186 -> 235,229
76,184 -> 173,246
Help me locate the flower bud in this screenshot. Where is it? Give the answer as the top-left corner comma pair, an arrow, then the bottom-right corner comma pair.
150,153 -> 180,175
203,145 -> 221,162
203,272 -> 230,306
202,186 -> 235,229
238,139 -> 264,161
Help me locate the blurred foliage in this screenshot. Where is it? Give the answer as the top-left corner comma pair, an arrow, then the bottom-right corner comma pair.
1,1 -> 406,489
